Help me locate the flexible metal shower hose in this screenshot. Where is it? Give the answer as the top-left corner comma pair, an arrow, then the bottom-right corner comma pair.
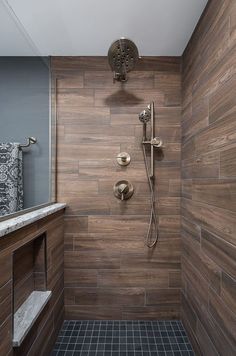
142,144 -> 159,248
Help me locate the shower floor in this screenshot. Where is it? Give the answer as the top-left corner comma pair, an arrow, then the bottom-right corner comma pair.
51,320 -> 194,356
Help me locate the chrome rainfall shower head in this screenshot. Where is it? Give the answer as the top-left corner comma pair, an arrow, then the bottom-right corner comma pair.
139,108 -> 151,124
108,37 -> 139,82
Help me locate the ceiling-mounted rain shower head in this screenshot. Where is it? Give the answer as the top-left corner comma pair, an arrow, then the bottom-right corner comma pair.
139,108 -> 151,124
108,38 -> 139,82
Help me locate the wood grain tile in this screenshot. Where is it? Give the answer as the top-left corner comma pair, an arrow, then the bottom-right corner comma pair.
97,270 -> 170,288
0,254 -> 12,287
65,287 -> 145,306
182,217 -> 200,242
196,304 -> 236,356
53,56 -> 181,321
52,56 -> 110,71
64,123 -> 135,137
85,71 -> 154,89
181,293 -> 197,334
169,271 -> 181,288
58,143 -> 120,160
155,107 -> 181,127
57,179 -> 98,196
65,305 -> 122,320
57,106 -> 110,125
88,215 -> 149,235
182,198 -> 236,245
64,216 -> 88,233
64,250 -> 120,270
209,76 -> 236,124
158,215 -> 181,233
221,272 -> 236,314
196,320 -> 219,356
122,306 -> 180,320
182,96 -> 208,141
230,3 -> 236,42
182,180 -> 192,199
220,145 -> 236,177
202,228 -> 236,278
56,71 -> 84,88
146,289 -> 180,306
182,235 -> 221,293
195,111 -> 236,155
94,88 -> 165,107
209,288 -> 236,347
155,165 -> 181,180
73,233 -> 146,253
121,239 -> 181,270
0,317 -> 12,356
183,151 -> 220,179
182,256 -> 209,311
0,282 -> 11,327
192,179 -> 236,211
57,88 -> 94,107
63,196 -> 110,216
158,197 -> 180,215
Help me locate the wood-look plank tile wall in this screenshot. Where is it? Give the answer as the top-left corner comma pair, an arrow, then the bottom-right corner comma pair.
181,0 -> 236,354
52,56 -> 182,320
0,211 -> 64,356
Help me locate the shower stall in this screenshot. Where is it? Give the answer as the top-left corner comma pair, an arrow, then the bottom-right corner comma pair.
1,1 -> 235,355
54,45 -> 182,322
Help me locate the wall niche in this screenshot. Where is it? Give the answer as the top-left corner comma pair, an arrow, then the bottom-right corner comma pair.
13,233 -> 51,347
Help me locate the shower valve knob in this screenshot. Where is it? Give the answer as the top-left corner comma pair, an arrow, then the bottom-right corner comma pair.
113,180 -> 134,201
116,152 -> 131,166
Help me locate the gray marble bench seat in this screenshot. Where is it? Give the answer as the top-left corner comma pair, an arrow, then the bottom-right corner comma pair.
13,290 -> 52,347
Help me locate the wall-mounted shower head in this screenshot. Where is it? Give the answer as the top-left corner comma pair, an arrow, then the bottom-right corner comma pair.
108,38 -> 139,82
139,108 -> 151,124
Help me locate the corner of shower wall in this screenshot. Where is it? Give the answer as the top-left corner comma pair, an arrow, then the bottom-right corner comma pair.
181,0 -> 236,355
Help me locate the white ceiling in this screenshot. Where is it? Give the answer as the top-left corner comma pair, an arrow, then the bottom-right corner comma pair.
0,1 -> 37,55
1,0 -> 208,56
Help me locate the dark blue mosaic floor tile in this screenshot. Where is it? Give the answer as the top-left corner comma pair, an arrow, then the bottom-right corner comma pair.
51,320 -> 195,356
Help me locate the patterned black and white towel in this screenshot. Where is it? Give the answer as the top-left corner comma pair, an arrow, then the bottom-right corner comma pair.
0,143 -> 23,216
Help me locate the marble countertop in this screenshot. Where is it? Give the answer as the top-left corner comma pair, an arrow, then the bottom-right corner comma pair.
0,203 -> 66,238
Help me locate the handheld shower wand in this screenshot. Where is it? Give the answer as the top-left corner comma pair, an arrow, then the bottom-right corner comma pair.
139,107 -> 151,141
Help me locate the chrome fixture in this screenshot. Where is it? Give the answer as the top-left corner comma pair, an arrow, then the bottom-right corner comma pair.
139,103 -> 164,178
116,152 -> 131,166
139,108 -> 151,124
139,102 -> 163,248
139,107 -> 151,142
114,180 -> 134,201
108,38 -> 139,82
20,137 -> 37,149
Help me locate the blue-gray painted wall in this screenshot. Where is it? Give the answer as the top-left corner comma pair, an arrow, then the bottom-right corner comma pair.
0,57 -> 50,209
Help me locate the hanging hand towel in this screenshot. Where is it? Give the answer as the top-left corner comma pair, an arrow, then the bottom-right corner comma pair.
0,143 -> 23,216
